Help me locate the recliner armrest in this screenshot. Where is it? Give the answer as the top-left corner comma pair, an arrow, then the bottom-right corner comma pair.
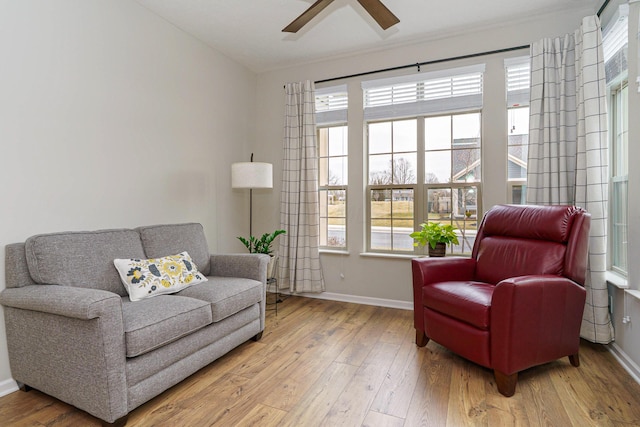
491,275 -> 587,374
0,285 -> 122,320
411,256 -> 477,332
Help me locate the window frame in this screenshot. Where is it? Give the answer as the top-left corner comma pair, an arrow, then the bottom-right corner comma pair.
317,124 -> 349,251
608,80 -> 628,275
505,57 -> 530,204
364,111 -> 483,255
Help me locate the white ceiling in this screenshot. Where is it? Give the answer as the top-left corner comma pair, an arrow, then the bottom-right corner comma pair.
134,0 -> 601,73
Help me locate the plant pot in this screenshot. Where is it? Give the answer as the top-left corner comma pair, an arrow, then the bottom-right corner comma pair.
428,242 -> 447,257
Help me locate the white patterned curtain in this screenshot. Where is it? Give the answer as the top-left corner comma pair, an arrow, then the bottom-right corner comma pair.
278,81 -> 325,293
527,15 -> 614,344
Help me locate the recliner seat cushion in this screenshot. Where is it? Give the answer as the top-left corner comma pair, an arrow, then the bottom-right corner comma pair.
24,229 -> 146,296
423,281 -> 494,329
177,277 -> 263,322
121,295 -> 212,357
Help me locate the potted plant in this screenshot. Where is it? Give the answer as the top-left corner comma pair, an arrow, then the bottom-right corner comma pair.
410,222 -> 459,257
237,229 -> 286,277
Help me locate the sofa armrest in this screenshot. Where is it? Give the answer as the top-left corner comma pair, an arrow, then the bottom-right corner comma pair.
411,257 -> 477,332
0,285 -> 121,319
491,275 -> 587,375
0,285 -> 128,424
209,254 -> 269,283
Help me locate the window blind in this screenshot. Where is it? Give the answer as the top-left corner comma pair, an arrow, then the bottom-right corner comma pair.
602,4 -> 628,84
315,84 -> 348,125
505,56 -> 530,107
361,64 -> 485,120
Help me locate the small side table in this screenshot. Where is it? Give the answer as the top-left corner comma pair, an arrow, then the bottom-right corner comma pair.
266,276 -> 279,315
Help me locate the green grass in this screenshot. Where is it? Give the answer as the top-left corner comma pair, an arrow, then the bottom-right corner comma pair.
328,200 -> 477,230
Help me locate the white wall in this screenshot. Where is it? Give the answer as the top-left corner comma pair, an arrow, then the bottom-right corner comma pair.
0,1 -> 257,392
254,6 -> 595,305
606,0 -> 640,379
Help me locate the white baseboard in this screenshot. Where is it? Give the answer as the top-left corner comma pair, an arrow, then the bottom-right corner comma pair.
284,291 -> 413,311
608,342 -> 640,385
0,378 -> 18,397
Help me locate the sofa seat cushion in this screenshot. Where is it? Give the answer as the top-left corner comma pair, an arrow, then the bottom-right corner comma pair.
121,295 -> 212,357
423,281 -> 494,330
177,277 -> 263,322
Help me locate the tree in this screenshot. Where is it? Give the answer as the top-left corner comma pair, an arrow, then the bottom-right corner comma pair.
369,171 -> 390,201
425,172 -> 440,184
392,158 -> 415,184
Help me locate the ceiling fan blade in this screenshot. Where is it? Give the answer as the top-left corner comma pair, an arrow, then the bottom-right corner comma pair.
283,0 -> 336,33
356,0 -> 400,30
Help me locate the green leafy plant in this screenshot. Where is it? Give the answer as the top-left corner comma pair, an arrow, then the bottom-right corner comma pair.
410,222 -> 459,249
237,230 -> 286,254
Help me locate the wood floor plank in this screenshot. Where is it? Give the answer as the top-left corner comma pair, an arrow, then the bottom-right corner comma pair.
370,326 -> 427,419
404,347 -> 454,427
233,403 -> 287,427
519,363 -> 574,427
278,362 -> 359,427
322,342 -> 400,426
362,410 -> 405,427
445,358 -> 489,427
578,342 -> 640,425
550,363 -> 616,427
484,380 -> 531,427
2,296 -> 640,427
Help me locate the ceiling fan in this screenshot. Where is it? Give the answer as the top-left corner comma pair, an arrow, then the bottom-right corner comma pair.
283,0 -> 400,33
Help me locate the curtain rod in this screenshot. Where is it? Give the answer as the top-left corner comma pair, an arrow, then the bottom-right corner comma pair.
314,44 -> 529,85
314,0 -> 611,85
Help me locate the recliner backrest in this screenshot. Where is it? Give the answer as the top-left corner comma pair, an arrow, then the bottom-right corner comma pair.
472,205 -> 590,285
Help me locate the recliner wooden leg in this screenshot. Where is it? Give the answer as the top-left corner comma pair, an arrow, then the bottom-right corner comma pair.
494,370 -> 518,397
569,353 -> 580,367
415,329 -> 429,347
252,331 -> 263,342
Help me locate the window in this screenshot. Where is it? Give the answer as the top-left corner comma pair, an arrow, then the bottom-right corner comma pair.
609,83 -> 628,273
316,85 -> 348,249
363,65 -> 484,254
318,126 -> 348,248
424,113 -> 481,254
368,119 -> 417,252
505,57 -> 530,204
603,4 -> 628,274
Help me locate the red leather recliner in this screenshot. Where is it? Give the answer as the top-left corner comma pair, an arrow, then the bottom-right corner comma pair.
412,204 -> 591,396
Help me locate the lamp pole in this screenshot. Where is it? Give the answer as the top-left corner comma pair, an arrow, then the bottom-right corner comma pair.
249,153 -> 254,242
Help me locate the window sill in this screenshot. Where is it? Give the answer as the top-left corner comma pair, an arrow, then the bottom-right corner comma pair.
360,252 -> 417,260
319,249 -> 350,255
360,252 -> 472,260
606,270 -> 628,289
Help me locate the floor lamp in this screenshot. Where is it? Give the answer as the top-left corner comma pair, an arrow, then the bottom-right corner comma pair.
231,153 -> 273,239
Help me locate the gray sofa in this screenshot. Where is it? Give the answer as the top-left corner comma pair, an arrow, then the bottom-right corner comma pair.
0,223 -> 268,426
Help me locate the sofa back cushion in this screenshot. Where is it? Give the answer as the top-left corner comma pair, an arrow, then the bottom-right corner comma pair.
25,229 -> 146,296
138,223 -> 211,276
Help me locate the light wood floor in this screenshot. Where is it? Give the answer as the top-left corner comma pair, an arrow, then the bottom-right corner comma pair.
2,295 -> 640,426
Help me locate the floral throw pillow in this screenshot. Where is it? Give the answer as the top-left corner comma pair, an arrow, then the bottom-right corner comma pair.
113,251 -> 207,301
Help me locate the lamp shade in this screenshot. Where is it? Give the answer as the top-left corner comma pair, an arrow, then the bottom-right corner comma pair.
231,162 -> 273,189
